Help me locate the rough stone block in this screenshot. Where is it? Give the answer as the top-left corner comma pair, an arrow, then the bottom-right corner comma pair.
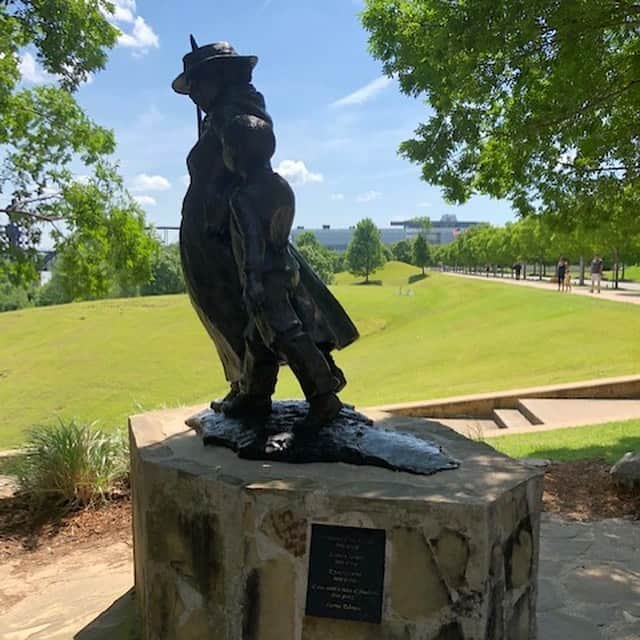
130,407 -> 544,639
610,451 -> 640,488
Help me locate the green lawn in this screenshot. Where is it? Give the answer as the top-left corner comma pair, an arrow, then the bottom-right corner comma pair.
623,265 -> 640,282
487,418 -> 640,463
1,262 -> 639,447
602,264 -> 640,283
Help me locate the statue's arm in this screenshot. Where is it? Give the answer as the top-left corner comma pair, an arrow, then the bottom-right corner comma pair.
222,112 -> 278,310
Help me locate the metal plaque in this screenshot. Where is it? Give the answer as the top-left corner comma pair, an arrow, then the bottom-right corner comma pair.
305,523 -> 385,623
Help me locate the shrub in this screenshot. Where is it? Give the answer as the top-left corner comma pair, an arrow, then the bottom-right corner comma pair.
15,421 -> 129,507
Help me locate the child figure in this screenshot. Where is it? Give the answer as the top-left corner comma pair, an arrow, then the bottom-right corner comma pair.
564,261 -> 572,292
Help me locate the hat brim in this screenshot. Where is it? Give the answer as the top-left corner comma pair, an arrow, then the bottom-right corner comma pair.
172,54 -> 258,94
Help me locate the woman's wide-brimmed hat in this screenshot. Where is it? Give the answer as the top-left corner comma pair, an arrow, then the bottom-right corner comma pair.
172,40 -> 258,95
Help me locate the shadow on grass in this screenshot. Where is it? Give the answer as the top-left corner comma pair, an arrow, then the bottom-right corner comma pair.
74,588 -> 138,640
408,273 -> 429,284
488,436 -> 640,465
353,279 -> 383,286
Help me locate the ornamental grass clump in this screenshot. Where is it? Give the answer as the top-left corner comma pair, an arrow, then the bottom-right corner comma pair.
15,420 -> 129,508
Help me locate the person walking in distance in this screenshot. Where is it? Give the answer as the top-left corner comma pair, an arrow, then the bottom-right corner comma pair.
556,257 -> 567,292
564,260 -> 572,292
590,255 -> 604,294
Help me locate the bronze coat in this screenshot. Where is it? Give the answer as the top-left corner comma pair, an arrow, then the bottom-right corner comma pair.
179,86 -> 358,384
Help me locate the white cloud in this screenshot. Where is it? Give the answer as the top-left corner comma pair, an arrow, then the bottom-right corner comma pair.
275,160 -> 323,185
134,195 -> 157,207
418,201 -> 432,208
356,190 -> 382,203
180,174 -> 190,187
130,173 -> 171,192
111,0 -> 136,23
117,16 -> 159,51
331,76 -> 394,108
18,52 -> 56,84
105,3 -> 159,54
19,51 -> 94,86
330,193 -> 345,201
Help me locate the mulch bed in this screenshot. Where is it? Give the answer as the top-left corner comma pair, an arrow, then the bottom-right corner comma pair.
0,461 -> 637,563
0,493 -> 131,564
543,459 -> 640,521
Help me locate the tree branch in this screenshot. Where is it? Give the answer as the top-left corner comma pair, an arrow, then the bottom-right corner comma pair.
0,207 -> 65,222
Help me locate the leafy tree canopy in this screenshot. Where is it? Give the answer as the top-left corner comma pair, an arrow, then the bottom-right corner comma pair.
295,231 -> 334,284
346,218 -> 385,283
409,216 -> 430,233
392,238 -> 413,264
0,1 -> 154,291
142,243 -> 186,297
362,1 -> 640,223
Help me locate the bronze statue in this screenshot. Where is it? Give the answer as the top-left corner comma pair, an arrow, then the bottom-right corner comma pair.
173,39 -> 359,431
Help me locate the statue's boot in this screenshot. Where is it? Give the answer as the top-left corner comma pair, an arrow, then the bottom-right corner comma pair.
323,350 -> 347,392
222,392 -> 272,419
299,392 -> 343,432
211,381 -> 241,411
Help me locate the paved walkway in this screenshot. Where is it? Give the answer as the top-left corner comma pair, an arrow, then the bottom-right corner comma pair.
441,270 -> 640,305
0,514 -> 637,639
539,514 -> 640,640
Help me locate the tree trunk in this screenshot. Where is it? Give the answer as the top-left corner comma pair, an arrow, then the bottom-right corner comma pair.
614,249 -> 620,289
579,256 -> 585,287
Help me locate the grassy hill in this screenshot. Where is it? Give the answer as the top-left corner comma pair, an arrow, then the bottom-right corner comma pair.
1,262 -> 639,447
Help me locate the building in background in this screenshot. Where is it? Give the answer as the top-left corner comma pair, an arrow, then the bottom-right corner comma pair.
290,224 -> 406,252
390,215 -> 479,245
290,215 -> 480,252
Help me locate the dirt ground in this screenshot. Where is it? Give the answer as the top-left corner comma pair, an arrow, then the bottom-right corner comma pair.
0,460 -> 638,568
543,459 -> 640,521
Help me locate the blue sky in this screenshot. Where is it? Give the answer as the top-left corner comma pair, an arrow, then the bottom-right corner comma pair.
21,0 -> 515,234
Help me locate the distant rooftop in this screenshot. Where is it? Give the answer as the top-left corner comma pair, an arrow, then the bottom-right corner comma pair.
390,214 -> 478,229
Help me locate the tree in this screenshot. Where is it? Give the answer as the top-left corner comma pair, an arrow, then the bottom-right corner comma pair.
0,263 -> 34,311
345,218 -> 385,283
295,231 -> 334,284
362,1 -> 640,226
35,167 -> 156,301
412,234 -> 430,275
0,1 -> 154,292
409,216 -> 431,235
392,239 -> 413,264
142,244 -> 186,296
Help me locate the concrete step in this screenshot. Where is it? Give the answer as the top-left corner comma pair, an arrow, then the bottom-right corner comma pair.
518,398 -> 640,428
493,409 -> 535,429
517,400 -> 546,425
436,418 -> 503,439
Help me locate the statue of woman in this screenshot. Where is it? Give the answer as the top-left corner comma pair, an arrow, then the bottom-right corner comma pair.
173,40 -> 358,429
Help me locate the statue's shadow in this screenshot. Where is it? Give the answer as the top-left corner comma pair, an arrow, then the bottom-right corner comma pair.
73,588 -> 136,640
186,400 -> 459,476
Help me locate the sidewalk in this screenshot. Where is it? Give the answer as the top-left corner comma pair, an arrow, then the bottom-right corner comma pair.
440,270 -> 640,305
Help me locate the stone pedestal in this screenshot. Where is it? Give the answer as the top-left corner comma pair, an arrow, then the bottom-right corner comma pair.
129,407 -> 543,640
